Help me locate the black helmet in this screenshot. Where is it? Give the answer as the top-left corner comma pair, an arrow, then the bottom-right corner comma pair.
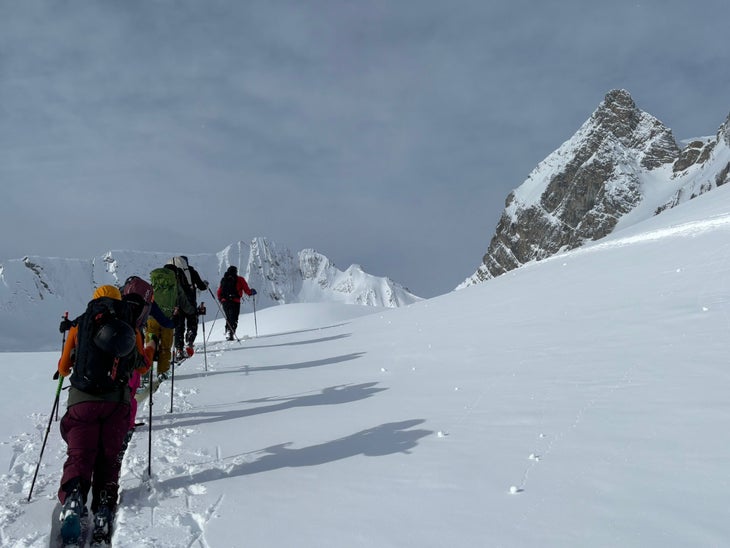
94,318 -> 136,357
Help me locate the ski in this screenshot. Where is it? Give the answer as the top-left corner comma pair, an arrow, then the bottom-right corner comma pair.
133,366 -> 182,404
134,376 -> 163,404
134,344 -> 191,404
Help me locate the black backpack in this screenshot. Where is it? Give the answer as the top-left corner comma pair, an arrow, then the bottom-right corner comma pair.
219,272 -> 238,301
69,297 -> 139,395
122,275 -> 154,329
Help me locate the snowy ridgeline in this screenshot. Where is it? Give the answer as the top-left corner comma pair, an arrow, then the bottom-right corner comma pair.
0,237 -> 421,351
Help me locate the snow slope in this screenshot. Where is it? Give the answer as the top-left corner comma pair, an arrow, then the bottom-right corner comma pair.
3,184 -> 730,546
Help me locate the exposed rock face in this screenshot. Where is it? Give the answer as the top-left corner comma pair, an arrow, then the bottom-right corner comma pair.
462,90 -> 681,285
656,114 -> 730,213
461,90 -> 730,290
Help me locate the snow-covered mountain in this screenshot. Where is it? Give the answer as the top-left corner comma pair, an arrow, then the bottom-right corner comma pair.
0,237 -> 421,351
4,176 -> 730,547
460,89 -> 730,287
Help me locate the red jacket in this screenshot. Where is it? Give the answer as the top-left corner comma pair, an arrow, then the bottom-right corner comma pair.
217,275 -> 253,303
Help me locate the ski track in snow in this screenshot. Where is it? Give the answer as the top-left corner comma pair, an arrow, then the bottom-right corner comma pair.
0,412 -> 62,547
114,340 -> 252,548
117,361 -> 213,548
0,344 -> 232,548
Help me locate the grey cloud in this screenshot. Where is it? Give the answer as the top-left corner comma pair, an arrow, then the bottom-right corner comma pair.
1,0 -> 729,297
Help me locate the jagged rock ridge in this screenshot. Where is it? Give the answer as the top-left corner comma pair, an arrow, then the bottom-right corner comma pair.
460,89 -> 730,288
0,237 -> 421,351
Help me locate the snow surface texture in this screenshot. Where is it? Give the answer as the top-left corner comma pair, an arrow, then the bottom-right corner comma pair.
0,236 -> 421,352
3,185 -> 730,546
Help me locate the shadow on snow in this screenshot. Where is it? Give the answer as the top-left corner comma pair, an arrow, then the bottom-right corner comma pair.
126,419 -> 432,496
173,351 -> 366,381
204,333 -> 352,352
155,382 -> 387,429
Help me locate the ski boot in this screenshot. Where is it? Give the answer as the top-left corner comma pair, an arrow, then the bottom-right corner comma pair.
174,346 -> 187,362
91,495 -> 114,546
59,487 -> 85,546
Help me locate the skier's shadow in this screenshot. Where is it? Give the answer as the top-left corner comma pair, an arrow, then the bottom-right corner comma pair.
157,382 -> 388,429
247,351 -> 365,373
225,333 -> 352,351
173,352 -> 366,381
143,419 -> 433,493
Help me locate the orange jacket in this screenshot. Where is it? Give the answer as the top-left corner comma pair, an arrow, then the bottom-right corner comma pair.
57,284 -> 151,377
57,326 -> 149,377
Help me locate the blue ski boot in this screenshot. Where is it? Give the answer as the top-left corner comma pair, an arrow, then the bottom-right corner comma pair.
59,487 -> 85,546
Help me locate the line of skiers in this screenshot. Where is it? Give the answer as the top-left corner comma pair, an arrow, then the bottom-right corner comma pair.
53,256 -> 256,546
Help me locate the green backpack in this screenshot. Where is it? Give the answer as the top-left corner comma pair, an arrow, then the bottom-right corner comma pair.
150,267 -> 178,318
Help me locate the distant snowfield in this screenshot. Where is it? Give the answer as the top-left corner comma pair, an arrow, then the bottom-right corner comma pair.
3,185 -> 730,546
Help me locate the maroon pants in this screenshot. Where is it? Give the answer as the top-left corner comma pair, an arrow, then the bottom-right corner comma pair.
58,400 -> 130,512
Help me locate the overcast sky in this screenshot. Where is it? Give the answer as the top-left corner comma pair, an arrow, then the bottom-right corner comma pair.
2,0 -> 729,297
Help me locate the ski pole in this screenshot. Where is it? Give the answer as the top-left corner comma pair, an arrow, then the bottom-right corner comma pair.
28,375 -> 64,502
205,306 -> 220,346
199,303 -> 208,372
147,365 -> 153,478
207,286 -> 234,333
55,312 -> 69,421
169,345 -> 175,414
252,295 -> 258,337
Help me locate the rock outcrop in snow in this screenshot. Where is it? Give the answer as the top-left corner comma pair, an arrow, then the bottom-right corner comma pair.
460,89 -> 730,288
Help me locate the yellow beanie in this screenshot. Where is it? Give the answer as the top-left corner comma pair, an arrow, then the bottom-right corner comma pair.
93,285 -> 122,300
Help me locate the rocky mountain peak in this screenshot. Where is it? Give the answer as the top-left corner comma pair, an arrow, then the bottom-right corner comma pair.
593,89 -> 679,169
459,90 -> 682,287
595,89 -> 641,137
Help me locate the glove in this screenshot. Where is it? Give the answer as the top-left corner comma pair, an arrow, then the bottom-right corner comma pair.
204,280 -> 210,288
250,288 -> 257,296
59,318 -> 73,333
52,370 -> 59,380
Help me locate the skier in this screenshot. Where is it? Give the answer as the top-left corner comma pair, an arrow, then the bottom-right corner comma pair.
147,265 -> 194,381
56,285 -> 151,545
117,276 -> 173,462
168,256 -> 208,360
217,265 -> 256,341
